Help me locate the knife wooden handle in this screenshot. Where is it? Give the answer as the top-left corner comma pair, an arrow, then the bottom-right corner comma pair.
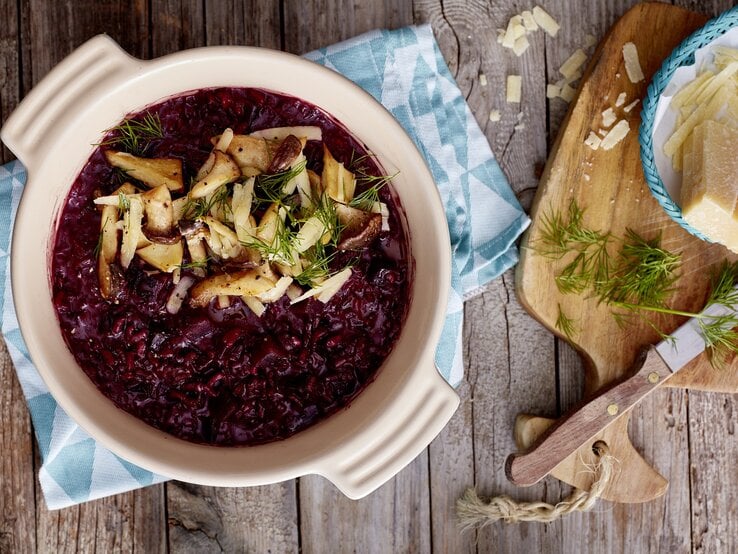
505,347 -> 673,487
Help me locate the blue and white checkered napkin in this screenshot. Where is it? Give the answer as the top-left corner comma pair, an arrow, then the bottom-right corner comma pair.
0,24 -> 529,510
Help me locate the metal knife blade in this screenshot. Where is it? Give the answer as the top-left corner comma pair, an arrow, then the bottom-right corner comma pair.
655,297 -> 738,373
506,289 -> 738,487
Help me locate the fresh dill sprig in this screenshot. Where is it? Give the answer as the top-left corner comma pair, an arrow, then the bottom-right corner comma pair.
93,217 -> 109,258
295,241 -> 336,286
306,193 -> 342,247
118,192 -> 130,211
241,216 -> 298,266
597,229 -> 681,308
350,182 -> 386,211
555,304 -> 577,341
177,258 -> 211,271
99,112 -> 163,155
253,160 -> 308,206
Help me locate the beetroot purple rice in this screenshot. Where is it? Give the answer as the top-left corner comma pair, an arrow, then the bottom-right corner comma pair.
51,88 -> 412,446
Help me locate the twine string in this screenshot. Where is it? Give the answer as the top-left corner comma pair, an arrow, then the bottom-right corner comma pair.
456,442 -> 616,527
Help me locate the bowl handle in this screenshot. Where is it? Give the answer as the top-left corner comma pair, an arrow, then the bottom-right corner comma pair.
317,360 -> 460,499
1,34 -> 137,167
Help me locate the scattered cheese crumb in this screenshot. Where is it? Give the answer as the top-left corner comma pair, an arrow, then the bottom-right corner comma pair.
584,131 -> 602,150
507,75 -> 522,103
615,72 -> 621,78
480,73 -> 488,86
584,174 -> 591,181
615,92 -> 627,107
489,110 -> 501,122
546,84 -> 561,98
521,10 -> 538,32
600,119 -> 630,150
601,107 -> 617,128
559,49 -> 587,80
584,34 -> 597,49
513,35 -> 530,56
532,6 -> 559,37
623,98 -> 640,113
560,84 -> 576,102
622,42 -> 645,83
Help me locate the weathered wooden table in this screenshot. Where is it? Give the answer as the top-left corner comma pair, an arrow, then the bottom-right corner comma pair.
1,1 -> 736,552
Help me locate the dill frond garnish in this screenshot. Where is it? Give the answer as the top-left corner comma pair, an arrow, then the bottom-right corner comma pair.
177,258 -> 211,271
306,193 -> 342,246
93,217 -> 109,258
296,241 -> 336,286
253,159 -> 308,206
99,112 -> 163,155
118,192 -> 130,211
555,304 -> 577,341
241,215 -> 298,266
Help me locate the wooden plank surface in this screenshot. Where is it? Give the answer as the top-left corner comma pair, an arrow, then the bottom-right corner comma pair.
0,1 -> 736,553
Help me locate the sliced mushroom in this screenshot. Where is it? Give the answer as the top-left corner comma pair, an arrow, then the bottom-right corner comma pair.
141,184 -> 174,238
190,269 -> 275,308
223,135 -> 272,173
232,179 -> 255,242
322,145 -> 356,203
335,203 -> 382,250
97,203 -> 121,299
267,134 -> 303,173
136,240 -> 184,273
120,196 -> 146,268
105,151 -> 184,192
190,151 -> 240,199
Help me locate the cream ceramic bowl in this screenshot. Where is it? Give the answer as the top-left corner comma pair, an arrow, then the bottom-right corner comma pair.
1,35 -> 458,498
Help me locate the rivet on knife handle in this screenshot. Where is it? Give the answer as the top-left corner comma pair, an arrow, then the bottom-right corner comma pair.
505,347 -> 672,487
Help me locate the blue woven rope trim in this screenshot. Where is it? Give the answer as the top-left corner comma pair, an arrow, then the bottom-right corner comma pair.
639,6 -> 738,241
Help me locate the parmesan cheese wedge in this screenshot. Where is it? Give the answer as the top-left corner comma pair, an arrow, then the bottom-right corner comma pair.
680,120 -> 738,252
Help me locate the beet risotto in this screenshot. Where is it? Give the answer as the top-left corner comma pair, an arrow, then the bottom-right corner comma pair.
51,88 -> 412,446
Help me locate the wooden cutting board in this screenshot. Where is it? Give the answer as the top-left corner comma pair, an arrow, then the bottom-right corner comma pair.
514,3 -> 738,503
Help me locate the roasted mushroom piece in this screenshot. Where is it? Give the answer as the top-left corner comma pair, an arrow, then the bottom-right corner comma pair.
190,269 -> 275,308
105,151 -> 184,192
335,203 -> 382,250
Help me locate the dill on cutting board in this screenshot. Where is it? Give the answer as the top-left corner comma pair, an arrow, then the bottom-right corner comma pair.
537,200 -> 738,367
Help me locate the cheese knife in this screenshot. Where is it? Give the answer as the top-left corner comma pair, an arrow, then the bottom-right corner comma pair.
506,298 -> 735,487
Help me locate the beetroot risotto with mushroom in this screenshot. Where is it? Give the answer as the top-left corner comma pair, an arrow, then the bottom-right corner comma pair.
51,88 -> 412,446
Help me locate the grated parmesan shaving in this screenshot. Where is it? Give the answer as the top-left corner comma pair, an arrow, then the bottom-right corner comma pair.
560,84 -> 576,102
615,92 -> 627,107
506,75 -> 522,103
513,35 -> 530,56
601,107 -> 617,128
489,110 -> 501,122
559,49 -> 587,80
584,131 -> 601,150
479,73 -> 488,86
532,6 -> 559,37
600,119 -> 630,150
623,99 -> 640,113
546,84 -> 560,99
521,10 -> 538,32
622,42 -> 645,83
